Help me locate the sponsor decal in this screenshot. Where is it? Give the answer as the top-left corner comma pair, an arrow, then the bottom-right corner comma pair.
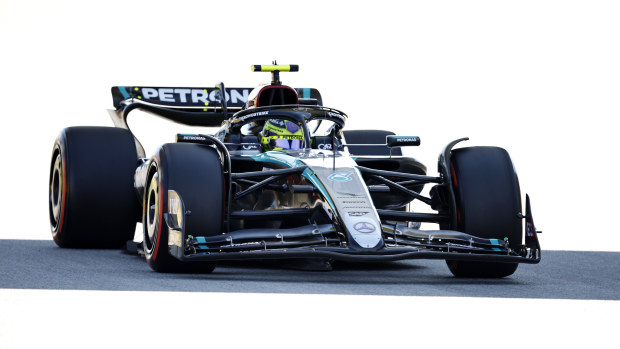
237,111 -> 270,122
180,135 -> 207,141
347,211 -> 369,217
526,220 -> 537,239
328,172 -> 352,182
336,192 -> 359,197
169,198 -> 180,214
327,111 -> 343,118
267,118 -> 286,127
140,87 -> 250,105
396,137 -> 420,143
353,222 -> 376,233
317,143 -> 333,150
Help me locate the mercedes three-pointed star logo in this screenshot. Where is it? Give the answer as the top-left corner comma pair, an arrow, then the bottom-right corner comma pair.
353,222 -> 376,233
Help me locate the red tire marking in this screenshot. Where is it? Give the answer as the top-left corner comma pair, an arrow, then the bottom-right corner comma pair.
152,172 -> 163,261
58,150 -> 67,235
450,162 -> 458,188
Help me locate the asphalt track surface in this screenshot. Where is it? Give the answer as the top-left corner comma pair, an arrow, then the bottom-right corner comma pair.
1,239 -> 618,300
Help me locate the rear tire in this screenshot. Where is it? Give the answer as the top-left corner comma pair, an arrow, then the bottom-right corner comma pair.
143,143 -> 223,273
446,146 -> 522,278
49,127 -> 140,248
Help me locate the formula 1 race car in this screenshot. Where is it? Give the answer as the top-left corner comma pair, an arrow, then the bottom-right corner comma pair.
48,64 -> 541,277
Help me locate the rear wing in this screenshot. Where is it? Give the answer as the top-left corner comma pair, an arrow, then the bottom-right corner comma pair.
110,85 -> 322,128
112,86 -> 322,116
112,86 -> 257,110
109,84 -> 322,157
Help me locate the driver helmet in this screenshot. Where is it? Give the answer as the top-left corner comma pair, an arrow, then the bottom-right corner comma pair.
260,119 -> 304,151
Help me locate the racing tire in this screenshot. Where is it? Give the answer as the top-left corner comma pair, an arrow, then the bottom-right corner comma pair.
143,143 -> 223,273
49,127 -> 140,248
446,146 -> 522,278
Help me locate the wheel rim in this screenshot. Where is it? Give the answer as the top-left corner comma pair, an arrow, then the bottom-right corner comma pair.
144,172 -> 160,252
49,151 -> 63,232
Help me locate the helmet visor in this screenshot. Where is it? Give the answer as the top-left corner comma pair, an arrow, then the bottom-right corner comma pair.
271,137 -> 302,150
262,135 -> 303,150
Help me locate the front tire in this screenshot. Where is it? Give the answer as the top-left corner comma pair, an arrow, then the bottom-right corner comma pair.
143,143 -> 223,273
446,146 -> 522,278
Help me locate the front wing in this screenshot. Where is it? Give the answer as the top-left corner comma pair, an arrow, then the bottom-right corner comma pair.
167,221 -> 541,265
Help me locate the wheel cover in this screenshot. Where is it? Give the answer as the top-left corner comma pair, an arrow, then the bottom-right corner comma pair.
49,151 -> 64,232
144,172 -> 160,252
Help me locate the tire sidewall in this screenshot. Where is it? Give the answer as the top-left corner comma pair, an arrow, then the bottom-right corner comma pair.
143,160 -> 166,268
142,143 -> 222,273
50,136 -> 68,246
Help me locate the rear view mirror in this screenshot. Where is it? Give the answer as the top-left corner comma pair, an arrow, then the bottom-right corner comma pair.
386,135 -> 420,147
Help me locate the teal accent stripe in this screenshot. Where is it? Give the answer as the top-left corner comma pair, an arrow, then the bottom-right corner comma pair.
195,236 -> 209,249
301,168 -> 336,211
303,88 -> 310,99
251,152 -> 303,168
490,239 -> 501,251
118,86 -> 130,99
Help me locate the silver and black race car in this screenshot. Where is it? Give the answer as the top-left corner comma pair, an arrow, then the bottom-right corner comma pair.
48,64 -> 541,277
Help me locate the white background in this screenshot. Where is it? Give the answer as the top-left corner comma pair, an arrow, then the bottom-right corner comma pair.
2,0 -> 619,251
1,1 -> 619,347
